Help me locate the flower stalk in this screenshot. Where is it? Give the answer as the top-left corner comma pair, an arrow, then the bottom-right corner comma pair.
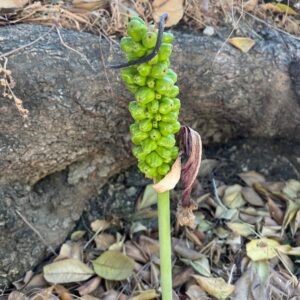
111,14 -> 202,300
157,191 -> 172,300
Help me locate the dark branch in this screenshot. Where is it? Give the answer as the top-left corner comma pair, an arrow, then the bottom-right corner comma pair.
109,13 -> 168,69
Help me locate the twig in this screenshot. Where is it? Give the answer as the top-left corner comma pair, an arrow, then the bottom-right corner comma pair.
212,6 -> 244,67
228,263 -> 236,284
83,225 -> 104,250
211,176 -> 227,209
56,27 -> 95,71
98,33 -> 114,98
0,26 -> 55,59
109,13 -> 168,69
244,11 -> 300,42
15,210 -> 57,256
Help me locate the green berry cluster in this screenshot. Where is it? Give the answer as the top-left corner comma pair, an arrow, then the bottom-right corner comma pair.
120,17 -> 181,180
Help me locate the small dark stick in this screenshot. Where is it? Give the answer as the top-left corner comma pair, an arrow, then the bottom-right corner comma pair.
109,13 -> 168,69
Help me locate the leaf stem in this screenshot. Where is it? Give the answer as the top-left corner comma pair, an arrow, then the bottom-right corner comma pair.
157,190 -> 173,300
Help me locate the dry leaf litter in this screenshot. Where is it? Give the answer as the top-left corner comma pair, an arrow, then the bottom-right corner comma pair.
2,165 -> 300,299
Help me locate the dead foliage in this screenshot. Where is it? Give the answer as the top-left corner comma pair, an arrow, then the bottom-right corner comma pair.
2,168 -> 300,299
0,0 -> 299,38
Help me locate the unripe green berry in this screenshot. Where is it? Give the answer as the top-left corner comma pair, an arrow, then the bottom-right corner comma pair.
147,100 -> 159,114
135,87 -> 155,105
127,84 -> 139,93
161,111 -> 178,123
158,43 -> 173,61
150,62 -> 169,79
142,138 -> 157,154
134,74 -> 147,86
128,101 -> 147,121
139,119 -> 153,132
137,63 -> 152,76
146,151 -> 163,168
131,130 -> 149,144
155,77 -> 174,95
118,17 -> 181,179
156,146 -> 172,160
130,16 -> 145,24
157,163 -> 171,176
172,98 -> 181,111
157,135 -> 176,149
166,69 -> 177,83
159,98 -> 174,114
142,31 -> 158,49
149,129 -> 161,141
120,67 -> 136,84
162,32 -> 174,43
166,85 -> 179,98
127,20 -> 147,42
132,146 -> 147,161
147,78 -> 155,88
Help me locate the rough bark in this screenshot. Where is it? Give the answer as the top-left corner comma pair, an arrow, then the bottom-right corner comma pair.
0,23 -> 300,288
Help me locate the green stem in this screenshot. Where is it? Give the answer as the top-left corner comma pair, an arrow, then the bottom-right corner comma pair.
157,190 -> 172,300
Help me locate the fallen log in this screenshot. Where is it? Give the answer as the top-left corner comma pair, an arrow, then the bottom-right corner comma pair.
0,23 -> 299,288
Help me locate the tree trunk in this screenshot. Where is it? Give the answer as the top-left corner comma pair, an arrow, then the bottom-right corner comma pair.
0,23 -> 299,287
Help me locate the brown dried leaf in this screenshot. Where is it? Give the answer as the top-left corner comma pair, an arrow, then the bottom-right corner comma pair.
150,262 -> 160,289
134,262 -> 151,282
54,285 -> 73,300
267,197 -> 284,225
57,242 -> 82,261
291,209 -> 300,236
193,275 -> 235,299
185,228 -> 203,247
283,180 -> 300,199
152,0 -> 184,27
13,270 -> 33,290
243,0 -> 258,12
101,290 -> 127,300
131,290 -> 160,300
94,233 -> 115,251
228,37 -> 255,53
231,269 -> 260,300
139,235 -> 160,257
153,156 -> 181,193
186,284 -> 207,300
226,222 -> 254,237
283,200 -> 300,231
8,291 -> 27,300
223,185 -> 245,208
246,238 -> 280,261
137,184 -> 157,210
80,296 -> 101,300
76,277 -> 101,296
125,241 -> 147,263
174,243 -> 204,260
31,287 -> 56,300
262,2 -> 298,15
0,0 -> 28,9
70,230 -> 86,241
173,267 -> 195,288
43,259 -> 94,283
242,187 -> 264,207
90,219 -> 111,232
72,0 -> 108,10
238,171 -> 266,186
178,126 -> 202,208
